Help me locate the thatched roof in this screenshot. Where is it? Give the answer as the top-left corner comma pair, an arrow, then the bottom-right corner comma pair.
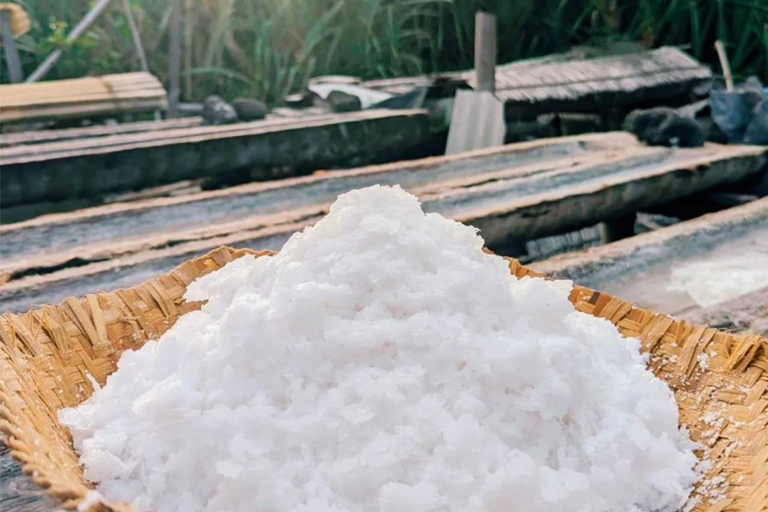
365,47 -> 712,115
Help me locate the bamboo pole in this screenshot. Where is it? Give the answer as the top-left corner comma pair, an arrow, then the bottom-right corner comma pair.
167,0 -> 182,117
0,9 -> 23,82
474,12 -> 497,94
121,0 -> 148,72
183,0 -> 193,99
25,0 -> 114,83
714,40 -> 734,92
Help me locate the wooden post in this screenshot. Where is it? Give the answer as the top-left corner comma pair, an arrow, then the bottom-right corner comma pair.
168,0 -> 182,117
121,0 -> 148,72
0,9 -> 23,83
25,0 -> 114,83
714,40 -> 734,92
474,12 -> 496,93
183,0 -> 193,99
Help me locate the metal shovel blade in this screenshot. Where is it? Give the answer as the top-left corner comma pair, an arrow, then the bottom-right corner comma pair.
445,89 -> 506,154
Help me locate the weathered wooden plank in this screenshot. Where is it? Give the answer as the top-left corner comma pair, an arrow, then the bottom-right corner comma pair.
1,73 -> 167,123
2,141 -> 649,280
531,198 -> 768,321
366,47 -> 712,116
0,117 -> 204,148
2,142 -> 765,313
0,132 -> 643,264
680,286 -> 768,337
461,145 -> 766,247
0,109 -> 431,207
0,112 -> 371,159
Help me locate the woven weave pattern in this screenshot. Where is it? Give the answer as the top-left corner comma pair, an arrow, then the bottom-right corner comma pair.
1,247 -> 766,511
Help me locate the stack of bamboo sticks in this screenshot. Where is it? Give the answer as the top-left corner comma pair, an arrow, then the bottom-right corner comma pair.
0,72 -> 167,123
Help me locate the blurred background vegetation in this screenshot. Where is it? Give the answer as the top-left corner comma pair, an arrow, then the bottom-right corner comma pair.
2,0 -> 767,104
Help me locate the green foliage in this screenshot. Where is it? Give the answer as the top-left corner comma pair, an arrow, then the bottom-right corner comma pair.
1,0 -> 766,102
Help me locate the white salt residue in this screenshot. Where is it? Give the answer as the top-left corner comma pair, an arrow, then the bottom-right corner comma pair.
77,490 -> 105,512
667,243 -> 768,308
60,186 -> 698,512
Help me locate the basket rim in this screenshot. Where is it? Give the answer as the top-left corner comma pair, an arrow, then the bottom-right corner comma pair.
1,246 -> 766,512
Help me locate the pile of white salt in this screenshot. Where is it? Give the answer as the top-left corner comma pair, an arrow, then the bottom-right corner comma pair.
61,186 -> 698,512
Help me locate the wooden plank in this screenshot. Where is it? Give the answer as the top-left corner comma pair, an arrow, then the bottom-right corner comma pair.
0,132 -> 633,263
0,99 -> 169,124
366,47 -> 712,116
681,286 -> 768,337
461,145 -> 766,246
0,72 -> 167,123
1,147 -> 661,278
1,83 -> 165,106
0,109 -> 431,207
2,140 -> 765,313
1,112 -> 349,158
531,198 -> 768,320
0,117 -> 204,147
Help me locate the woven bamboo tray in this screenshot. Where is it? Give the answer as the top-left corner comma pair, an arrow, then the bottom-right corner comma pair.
1,246 -> 766,512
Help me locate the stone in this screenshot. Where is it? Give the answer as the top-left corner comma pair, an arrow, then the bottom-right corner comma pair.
623,107 -> 704,148
201,95 -> 239,125
232,98 -> 269,121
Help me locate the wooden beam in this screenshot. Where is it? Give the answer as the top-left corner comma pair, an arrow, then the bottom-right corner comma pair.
0,110 -> 431,207
532,197 -> 768,287
3,141 -> 766,313
714,40 -> 734,92
0,117 -> 203,147
0,133 -> 633,262
0,10 -> 23,83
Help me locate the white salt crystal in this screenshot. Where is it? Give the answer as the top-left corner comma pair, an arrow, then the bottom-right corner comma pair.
60,186 -> 698,512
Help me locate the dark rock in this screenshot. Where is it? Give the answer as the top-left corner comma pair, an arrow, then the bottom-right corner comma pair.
623,107 -> 704,148
744,99 -> 768,145
709,77 -> 764,142
232,97 -> 269,121
326,91 -> 361,112
201,95 -> 239,125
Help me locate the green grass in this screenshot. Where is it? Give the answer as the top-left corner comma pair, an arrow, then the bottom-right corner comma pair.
2,0 -> 766,103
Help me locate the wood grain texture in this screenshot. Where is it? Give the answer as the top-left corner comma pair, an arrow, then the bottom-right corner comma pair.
0,109 -> 430,207
2,138 -> 765,313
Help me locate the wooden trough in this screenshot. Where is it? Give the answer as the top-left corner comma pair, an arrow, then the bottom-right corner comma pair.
0,109 -> 430,207
532,198 -> 768,336
1,133 -> 765,313
366,46 -> 712,117
1,246 -> 766,511
0,117 -> 204,148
